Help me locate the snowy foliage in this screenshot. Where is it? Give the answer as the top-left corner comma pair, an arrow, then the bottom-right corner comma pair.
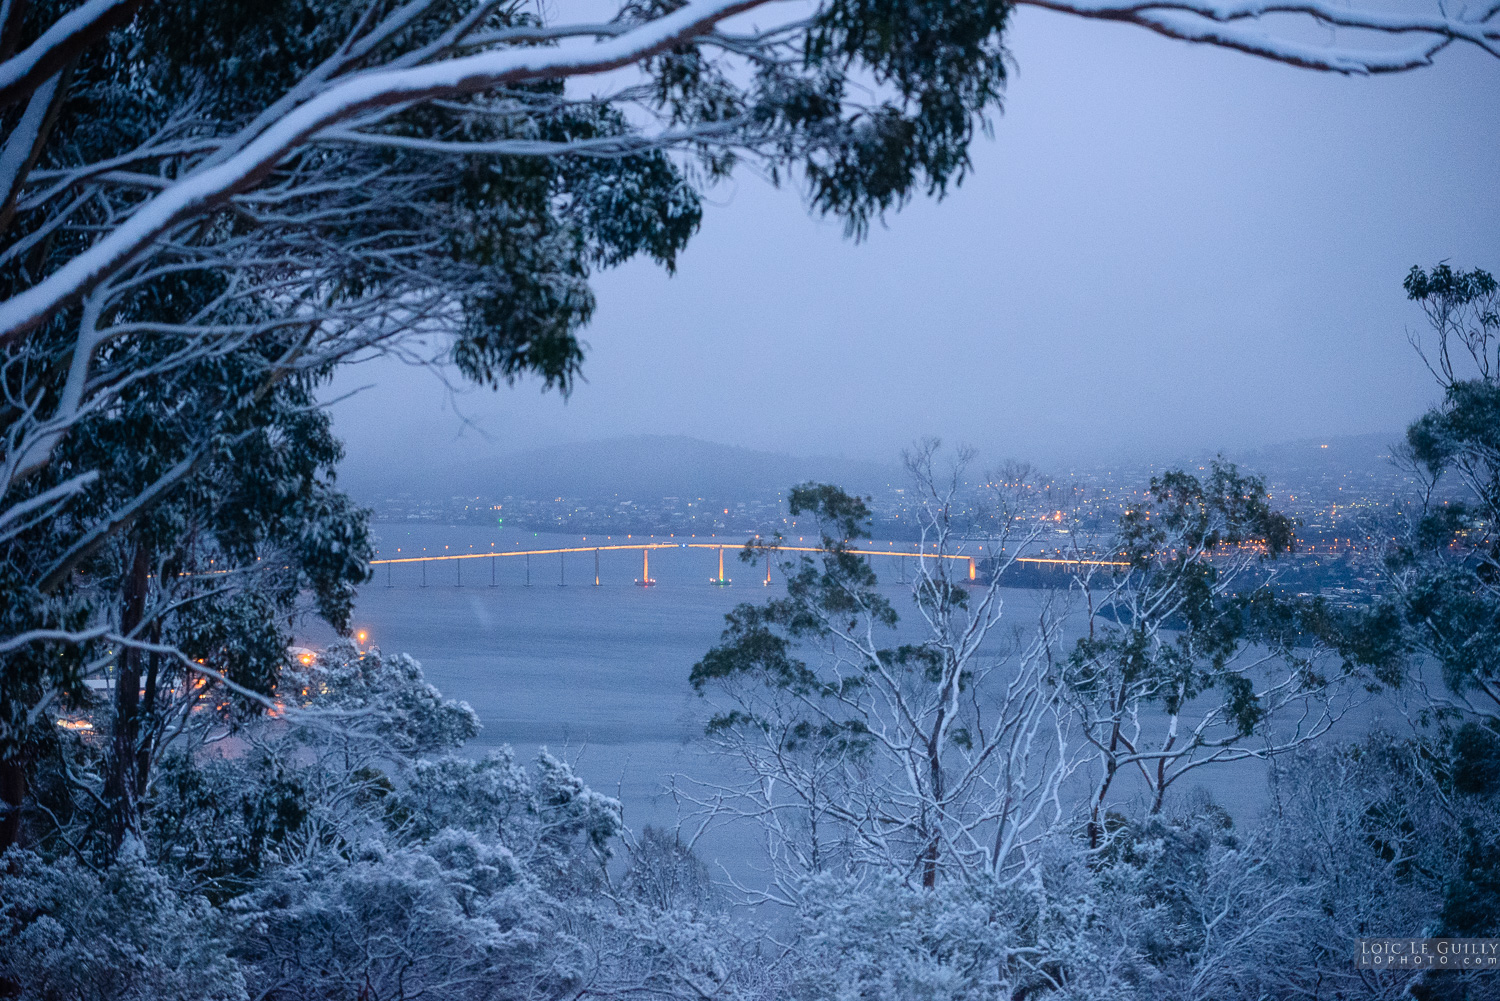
691,448 -> 1077,891
0,839 -> 246,1001
0,1 -> 1497,990
280,643 -> 481,754
1,642 -> 784,1000
3,563 -> 1499,999
1061,460 -> 1355,840
1339,266 -> 1500,725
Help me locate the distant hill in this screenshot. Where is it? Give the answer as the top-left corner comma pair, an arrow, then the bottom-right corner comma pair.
346,434 -> 903,502
344,430 -> 1420,506
1077,431 -> 1411,486
1227,431 -> 1406,479
1145,432 -> 1415,498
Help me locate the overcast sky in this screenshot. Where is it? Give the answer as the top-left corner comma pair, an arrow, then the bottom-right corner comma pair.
328,7 -> 1500,485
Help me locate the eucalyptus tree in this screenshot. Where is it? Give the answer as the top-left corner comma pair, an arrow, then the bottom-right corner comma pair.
9,362 -> 371,855
0,0 -> 1493,778
3,0 -> 1496,610
1061,461 -> 1352,846
689,445 -> 1078,894
0,261 -> 389,853
1360,264 -> 1500,724
1324,264 -> 1500,951
94,354 -> 372,851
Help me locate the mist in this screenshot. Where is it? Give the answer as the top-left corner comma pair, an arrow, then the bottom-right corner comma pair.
326,7 -> 1500,489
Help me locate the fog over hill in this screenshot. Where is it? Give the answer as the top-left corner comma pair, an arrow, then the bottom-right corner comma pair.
1225,431 -> 1405,479
342,429 -> 1419,512
341,434 -> 903,503
1069,430 -> 1410,487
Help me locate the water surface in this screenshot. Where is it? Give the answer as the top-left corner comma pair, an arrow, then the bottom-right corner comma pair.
302,523 -> 1390,877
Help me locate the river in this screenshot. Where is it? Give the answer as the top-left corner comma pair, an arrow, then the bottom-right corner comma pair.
299,522 -> 1393,879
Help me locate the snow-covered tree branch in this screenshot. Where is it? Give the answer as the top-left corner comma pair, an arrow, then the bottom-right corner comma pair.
2,0 -> 1495,697
1061,460 -> 1358,845
1014,0 -> 1499,73
688,446 -> 1084,895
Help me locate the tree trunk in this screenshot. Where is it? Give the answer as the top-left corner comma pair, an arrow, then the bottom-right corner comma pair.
105,541 -> 149,850
1088,694 -> 1128,849
922,730 -> 945,888
134,621 -> 160,799
0,755 -> 24,853
1088,756 -> 1119,850
1149,714 -> 1180,816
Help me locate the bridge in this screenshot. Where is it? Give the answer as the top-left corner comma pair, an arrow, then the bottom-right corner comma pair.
368,539 -> 1127,587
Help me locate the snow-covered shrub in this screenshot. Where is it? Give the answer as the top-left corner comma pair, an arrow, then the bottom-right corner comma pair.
232,830 -> 576,1001
621,826 -> 715,915
1244,732 -> 1500,1001
278,641 -> 481,754
4,642 -> 737,1000
779,873 -> 1030,1001
771,855 -> 1157,1001
0,840 -> 245,1001
389,749 -> 621,875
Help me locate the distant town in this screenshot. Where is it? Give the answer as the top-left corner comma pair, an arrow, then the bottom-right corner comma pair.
363,447 -> 1432,607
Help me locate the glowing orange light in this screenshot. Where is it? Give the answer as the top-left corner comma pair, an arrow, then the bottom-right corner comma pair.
356,631 -> 367,644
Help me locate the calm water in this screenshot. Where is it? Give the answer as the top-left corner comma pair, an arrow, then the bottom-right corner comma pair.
300,523 -> 1390,876
302,524 -> 828,870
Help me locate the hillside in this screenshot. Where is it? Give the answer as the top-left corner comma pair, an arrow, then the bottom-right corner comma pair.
344,434 -> 902,503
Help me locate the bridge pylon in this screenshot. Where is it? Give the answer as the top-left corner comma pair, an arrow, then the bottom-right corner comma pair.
635,547 -> 656,587
711,546 -> 731,586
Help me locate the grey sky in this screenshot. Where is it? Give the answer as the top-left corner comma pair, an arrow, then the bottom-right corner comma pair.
328,7 -> 1500,487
